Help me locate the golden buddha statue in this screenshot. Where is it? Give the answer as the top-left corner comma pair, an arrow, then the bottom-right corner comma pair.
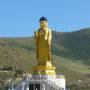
34,17 -> 52,66
33,17 -> 56,76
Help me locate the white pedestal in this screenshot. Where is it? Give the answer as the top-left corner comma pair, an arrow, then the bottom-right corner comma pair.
13,74 -> 66,90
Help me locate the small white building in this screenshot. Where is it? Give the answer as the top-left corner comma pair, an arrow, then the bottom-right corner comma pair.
11,74 -> 65,90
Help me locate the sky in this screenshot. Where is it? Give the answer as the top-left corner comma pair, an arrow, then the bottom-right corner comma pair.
0,0 -> 90,37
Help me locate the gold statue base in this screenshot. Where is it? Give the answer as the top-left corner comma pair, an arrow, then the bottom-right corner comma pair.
32,61 -> 56,76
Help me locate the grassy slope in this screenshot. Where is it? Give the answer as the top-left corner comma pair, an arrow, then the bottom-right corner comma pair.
52,28 -> 90,64
0,28 -> 90,83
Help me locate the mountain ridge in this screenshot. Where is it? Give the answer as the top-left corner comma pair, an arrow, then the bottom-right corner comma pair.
0,28 -> 90,63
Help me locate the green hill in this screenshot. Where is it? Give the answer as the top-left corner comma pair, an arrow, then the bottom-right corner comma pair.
0,28 -> 90,88
52,28 -> 90,64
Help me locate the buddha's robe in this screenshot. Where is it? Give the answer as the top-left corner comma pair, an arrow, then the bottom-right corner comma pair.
34,28 -> 52,66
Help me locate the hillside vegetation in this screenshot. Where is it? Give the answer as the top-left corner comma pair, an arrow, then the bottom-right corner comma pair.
0,28 -> 90,89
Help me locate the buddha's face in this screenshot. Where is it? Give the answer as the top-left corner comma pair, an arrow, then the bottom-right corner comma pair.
40,21 -> 48,28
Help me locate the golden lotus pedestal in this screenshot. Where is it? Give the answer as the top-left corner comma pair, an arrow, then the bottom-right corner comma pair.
32,61 -> 56,76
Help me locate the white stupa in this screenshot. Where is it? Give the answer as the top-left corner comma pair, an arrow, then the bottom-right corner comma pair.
12,73 -> 65,90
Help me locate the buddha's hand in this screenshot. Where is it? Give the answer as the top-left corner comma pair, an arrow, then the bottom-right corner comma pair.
34,31 -> 38,37
46,40 -> 50,46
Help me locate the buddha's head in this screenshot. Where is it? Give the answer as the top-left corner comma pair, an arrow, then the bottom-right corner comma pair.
39,17 -> 48,28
